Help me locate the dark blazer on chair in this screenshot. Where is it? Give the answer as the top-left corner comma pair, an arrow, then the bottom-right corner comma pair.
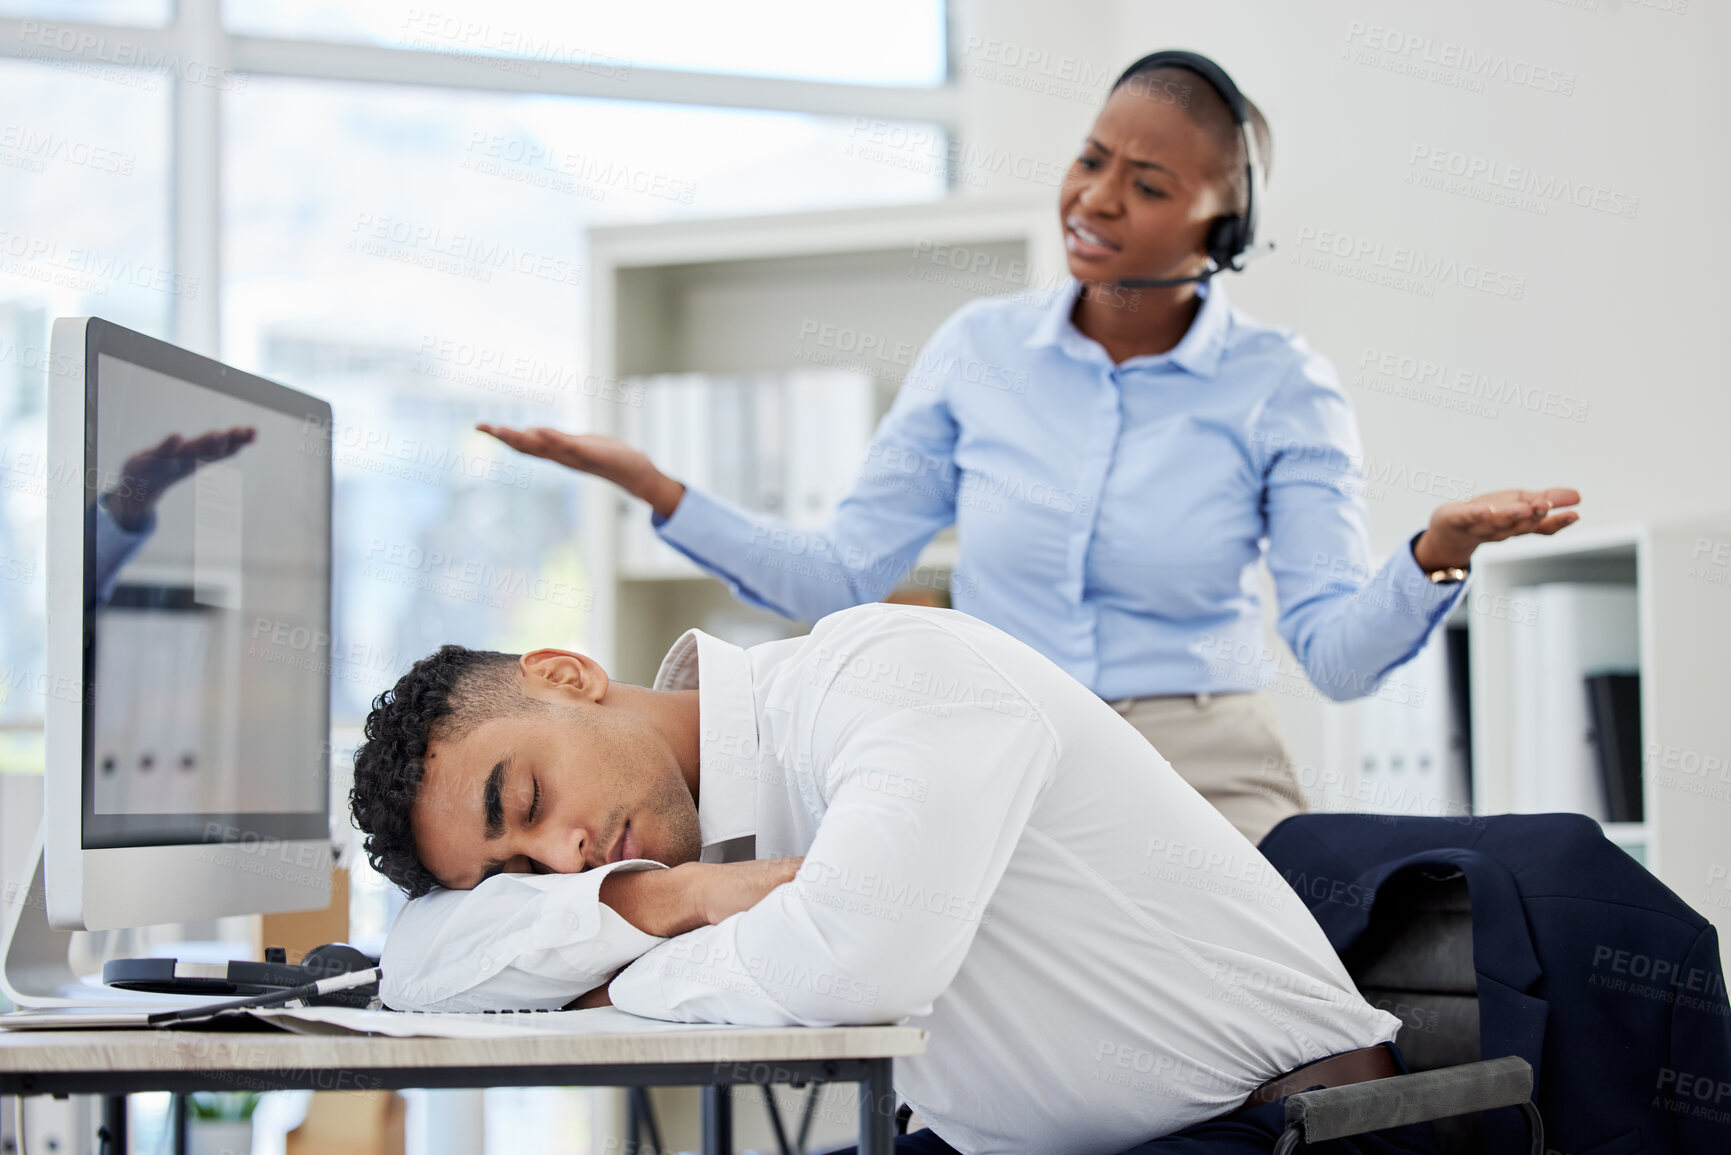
1258,813 -> 1731,1155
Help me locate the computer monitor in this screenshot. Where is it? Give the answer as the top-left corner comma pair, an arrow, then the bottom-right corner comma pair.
42,317 -> 333,932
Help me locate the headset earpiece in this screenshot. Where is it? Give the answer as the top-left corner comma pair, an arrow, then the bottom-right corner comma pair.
1206,215 -> 1247,273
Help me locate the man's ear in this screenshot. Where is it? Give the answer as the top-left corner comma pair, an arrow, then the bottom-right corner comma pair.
519,649 -> 610,705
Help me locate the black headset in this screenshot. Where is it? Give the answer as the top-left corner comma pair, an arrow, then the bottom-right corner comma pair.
1109,50 -> 1268,289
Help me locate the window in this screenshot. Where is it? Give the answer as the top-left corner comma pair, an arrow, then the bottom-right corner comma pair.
0,0 -> 169,26
222,78 -> 943,728
1,0 -> 949,995
223,0 -> 948,87
0,59 -> 170,770
0,0 -> 952,1134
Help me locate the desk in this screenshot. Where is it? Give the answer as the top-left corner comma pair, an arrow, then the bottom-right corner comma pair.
0,1023 -> 925,1155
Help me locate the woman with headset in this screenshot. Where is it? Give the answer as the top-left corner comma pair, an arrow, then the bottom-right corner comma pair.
482,51 -> 1578,844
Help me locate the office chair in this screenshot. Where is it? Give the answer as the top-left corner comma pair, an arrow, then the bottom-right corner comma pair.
1270,867 -> 1542,1154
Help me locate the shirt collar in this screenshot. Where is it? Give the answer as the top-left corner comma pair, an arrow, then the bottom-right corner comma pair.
1023,276 -> 1231,380
651,628 -> 760,850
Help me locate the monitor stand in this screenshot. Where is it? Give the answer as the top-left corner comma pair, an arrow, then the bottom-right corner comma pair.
2,827 -> 215,1011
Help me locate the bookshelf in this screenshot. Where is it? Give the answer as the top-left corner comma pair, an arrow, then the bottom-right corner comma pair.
583,196 -> 1060,686
1466,514 -> 1731,941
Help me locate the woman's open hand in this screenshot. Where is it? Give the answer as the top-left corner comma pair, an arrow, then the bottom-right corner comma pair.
1413,487 -> 1581,571
477,424 -> 686,518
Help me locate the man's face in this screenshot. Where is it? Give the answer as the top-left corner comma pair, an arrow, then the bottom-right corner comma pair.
409,653 -> 701,890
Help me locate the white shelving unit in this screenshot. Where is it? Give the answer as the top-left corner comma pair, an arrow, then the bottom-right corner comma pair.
1466,513 -> 1731,940
584,196 -> 1059,685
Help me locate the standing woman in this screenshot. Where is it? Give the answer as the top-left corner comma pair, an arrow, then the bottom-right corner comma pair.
483,51 -> 1578,844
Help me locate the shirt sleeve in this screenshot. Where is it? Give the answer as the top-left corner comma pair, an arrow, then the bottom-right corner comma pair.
1254,352 -> 1464,702
90,499 -> 155,610
609,619 -> 1059,1026
651,322 -> 965,624
379,860 -> 669,1012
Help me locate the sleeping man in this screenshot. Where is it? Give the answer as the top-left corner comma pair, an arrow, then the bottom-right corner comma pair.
352,603 -> 1431,1155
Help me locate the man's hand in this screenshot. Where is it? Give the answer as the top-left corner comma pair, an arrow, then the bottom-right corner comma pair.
478,424 -> 687,520
567,981 -> 616,1010
597,858 -> 805,939
1413,487 -> 1581,572
692,857 -> 804,925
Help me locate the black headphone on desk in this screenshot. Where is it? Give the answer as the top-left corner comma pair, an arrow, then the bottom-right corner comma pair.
1110,50 -> 1270,289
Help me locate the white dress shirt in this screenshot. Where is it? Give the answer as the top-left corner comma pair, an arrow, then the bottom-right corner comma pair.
382,604 -> 1398,1155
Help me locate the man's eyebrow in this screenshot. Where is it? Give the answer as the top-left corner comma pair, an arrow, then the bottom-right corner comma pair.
483,757 -> 510,840
1084,137 -> 1177,177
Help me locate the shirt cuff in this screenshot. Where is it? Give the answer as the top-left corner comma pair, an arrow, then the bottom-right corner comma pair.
652,487 -> 783,609
94,498 -> 155,555
380,859 -> 668,1013
536,861 -> 667,960
1394,530 -> 1468,616
655,486 -> 753,557
606,942 -> 668,1019
92,500 -> 156,603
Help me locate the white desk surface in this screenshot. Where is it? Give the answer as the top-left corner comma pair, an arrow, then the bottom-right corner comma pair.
0,1023 -> 927,1075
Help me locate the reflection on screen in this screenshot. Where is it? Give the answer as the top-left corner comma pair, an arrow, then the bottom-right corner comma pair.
91,354 -> 328,822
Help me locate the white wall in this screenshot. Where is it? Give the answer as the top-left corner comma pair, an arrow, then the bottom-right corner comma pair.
1109,0 -> 1726,543
950,0 -> 1118,200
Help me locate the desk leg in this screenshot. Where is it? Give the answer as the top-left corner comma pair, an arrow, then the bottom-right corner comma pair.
857,1059 -> 895,1155
171,1092 -> 188,1155
702,1084 -> 732,1155
99,1096 -> 127,1155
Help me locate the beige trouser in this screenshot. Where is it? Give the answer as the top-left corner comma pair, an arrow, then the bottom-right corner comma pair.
1107,691 -> 1308,845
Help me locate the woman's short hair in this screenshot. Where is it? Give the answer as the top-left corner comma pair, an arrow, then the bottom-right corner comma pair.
1108,56 -> 1274,214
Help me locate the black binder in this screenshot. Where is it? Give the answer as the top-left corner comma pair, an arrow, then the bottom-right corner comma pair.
1585,672 -> 1642,823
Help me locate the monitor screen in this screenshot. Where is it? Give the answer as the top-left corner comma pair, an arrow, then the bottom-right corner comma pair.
82,338 -> 331,848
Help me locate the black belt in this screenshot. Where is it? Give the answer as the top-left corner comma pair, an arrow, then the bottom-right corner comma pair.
1239,1042 -> 1401,1110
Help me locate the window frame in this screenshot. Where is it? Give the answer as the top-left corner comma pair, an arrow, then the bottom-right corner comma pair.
0,0 -> 960,356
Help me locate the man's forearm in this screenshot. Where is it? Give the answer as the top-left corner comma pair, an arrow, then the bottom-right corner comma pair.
597,863 -> 706,938
598,858 -> 804,939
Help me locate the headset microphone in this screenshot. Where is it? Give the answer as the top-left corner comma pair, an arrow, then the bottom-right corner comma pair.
1106,50 -> 1270,293
1117,242 -> 1276,290
1117,265 -> 1219,290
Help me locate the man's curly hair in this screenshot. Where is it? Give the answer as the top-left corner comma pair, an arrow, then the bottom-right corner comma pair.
349,644 -> 540,898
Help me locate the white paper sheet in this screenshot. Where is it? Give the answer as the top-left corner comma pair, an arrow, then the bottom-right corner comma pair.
253,1004 -> 734,1039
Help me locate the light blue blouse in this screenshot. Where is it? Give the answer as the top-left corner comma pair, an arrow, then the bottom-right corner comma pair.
654,279 -> 1462,701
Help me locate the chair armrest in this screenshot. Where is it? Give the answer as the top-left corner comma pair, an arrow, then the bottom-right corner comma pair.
1278,1055 -> 1535,1146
